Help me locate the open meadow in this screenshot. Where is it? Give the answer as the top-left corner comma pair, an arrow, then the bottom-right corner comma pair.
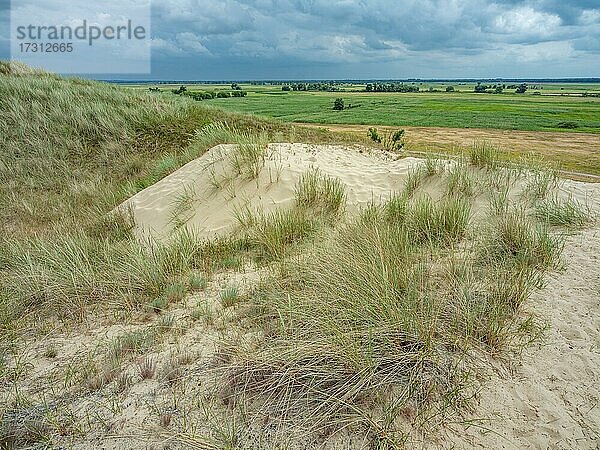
1,63 -> 599,448
128,81 -> 600,176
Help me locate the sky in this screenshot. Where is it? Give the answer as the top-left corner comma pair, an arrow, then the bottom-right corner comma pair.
1,0 -> 599,79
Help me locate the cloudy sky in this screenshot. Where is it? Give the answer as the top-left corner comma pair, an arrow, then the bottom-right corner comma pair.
2,0 -> 599,79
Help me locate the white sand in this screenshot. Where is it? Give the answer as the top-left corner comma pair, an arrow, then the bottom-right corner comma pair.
120,144 -> 422,240
119,143 -> 600,448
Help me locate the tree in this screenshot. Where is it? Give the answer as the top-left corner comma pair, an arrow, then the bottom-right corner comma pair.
282,85 -> 291,91
333,98 -> 345,111
474,82 -> 488,93
172,85 -> 187,95
446,86 -> 455,92
515,83 -> 527,94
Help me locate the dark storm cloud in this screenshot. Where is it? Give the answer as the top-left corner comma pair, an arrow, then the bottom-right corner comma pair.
3,0 -> 597,76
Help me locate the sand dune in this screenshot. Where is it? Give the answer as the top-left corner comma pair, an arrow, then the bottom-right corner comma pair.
117,143 -> 600,448
121,144 -> 423,240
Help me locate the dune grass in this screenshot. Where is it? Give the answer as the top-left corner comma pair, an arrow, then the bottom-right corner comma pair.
207,157 -> 573,447
0,63 -> 360,347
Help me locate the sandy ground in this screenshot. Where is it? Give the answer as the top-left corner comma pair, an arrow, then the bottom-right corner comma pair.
445,226 -> 600,449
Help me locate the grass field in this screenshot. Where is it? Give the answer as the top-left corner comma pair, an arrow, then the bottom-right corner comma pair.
208,90 -> 600,133
124,82 -> 600,133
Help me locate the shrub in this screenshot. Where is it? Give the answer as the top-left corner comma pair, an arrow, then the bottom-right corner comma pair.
368,127 -> 381,143
333,98 -> 344,111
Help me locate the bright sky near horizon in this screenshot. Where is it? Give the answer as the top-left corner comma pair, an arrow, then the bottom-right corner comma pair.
1,0 -> 599,79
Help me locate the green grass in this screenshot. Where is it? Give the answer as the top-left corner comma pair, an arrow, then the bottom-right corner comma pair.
533,197 -> 592,228
201,89 -> 600,133
294,168 -> 346,214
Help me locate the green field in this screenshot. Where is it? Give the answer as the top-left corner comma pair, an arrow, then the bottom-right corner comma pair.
132,82 -> 600,133
210,90 -> 600,133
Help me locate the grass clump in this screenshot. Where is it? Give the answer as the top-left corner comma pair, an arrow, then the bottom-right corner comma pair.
446,161 -> 474,197
533,196 -> 592,228
407,196 -> 471,246
481,209 -> 563,270
237,208 -> 319,262
220,286 -> 241,308
404,165 -> 427,197
294,168 -> 346,215
188,272 -> 208,291
468,142 -> 500,170
109,330 -> 156,360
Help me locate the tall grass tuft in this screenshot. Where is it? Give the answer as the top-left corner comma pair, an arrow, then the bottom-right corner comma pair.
468,142 -> 500,170
533,196 -> 592,228
294,168 -> 346,215
236,208 -> 319,262
446,161 -> 474,197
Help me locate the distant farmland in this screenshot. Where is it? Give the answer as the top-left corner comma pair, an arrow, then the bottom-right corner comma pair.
127,81 -> 600,134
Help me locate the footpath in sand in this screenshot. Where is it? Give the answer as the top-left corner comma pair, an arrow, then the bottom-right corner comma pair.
120,143 -> 600,448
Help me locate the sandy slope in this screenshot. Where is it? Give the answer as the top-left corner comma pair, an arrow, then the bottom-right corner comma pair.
121,144 -> 422,240
117,143 -> 600,448
445,226 -> 600,449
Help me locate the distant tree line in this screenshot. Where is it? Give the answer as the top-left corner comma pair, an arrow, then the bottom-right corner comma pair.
282,82 -> 340,92
366,83 -> 419,92
168,85 -> 247,101
474,82 -> 528,94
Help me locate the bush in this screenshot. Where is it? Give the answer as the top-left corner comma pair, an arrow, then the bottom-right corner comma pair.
368,127 -> 381,143
333,98 -> 344,111
515,83 -> 527,94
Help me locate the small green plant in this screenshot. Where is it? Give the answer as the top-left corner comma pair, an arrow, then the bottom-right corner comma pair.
109,330 -> 156,360
523,168 -> 559,201
188,272 -> 208,290
533,196 -> 591,227
136,356 -> 157,380
368,127 -> 381,143
169,186 -> 196,230
381,129 -> 405,152
162,282 -> 187,304
424,155 -> 444,176
149,296 -> 168,313
220,286 -> 240,308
